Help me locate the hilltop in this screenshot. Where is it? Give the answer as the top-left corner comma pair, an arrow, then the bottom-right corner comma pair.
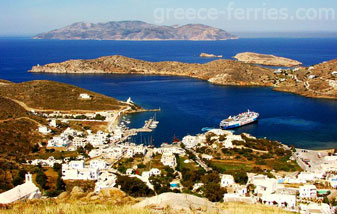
30,55 -> 337,99
0,80 -> 128,112
33,21 -> 237,41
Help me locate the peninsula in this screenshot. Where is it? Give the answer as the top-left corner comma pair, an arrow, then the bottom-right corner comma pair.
33,21 -> 237,41
29,56 -> 337,99
234,52 -> 302,67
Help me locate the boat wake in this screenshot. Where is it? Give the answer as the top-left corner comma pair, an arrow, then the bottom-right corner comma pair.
260,117 -> 320,129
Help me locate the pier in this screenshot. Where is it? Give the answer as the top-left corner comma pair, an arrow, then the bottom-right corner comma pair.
127,117 -> 155,134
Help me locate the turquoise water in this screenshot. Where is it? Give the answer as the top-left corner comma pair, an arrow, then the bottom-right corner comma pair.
0,38 -> 337,149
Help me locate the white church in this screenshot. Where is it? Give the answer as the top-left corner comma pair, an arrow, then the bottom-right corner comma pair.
0,173 -> 41,204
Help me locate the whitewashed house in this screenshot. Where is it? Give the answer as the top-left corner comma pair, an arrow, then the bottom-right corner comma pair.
161,152 -> 177,168
126,169 -> 134,175
72,137 -> 88,148
88,149 -> 103,158
38,126 -> 51,135
49,119 -> 57,128
87,131 -> 108,147
95,171 -> 117,192
149,168 -> 161,176
298,172 -> 323,182
182,135 -> 205,148
251,175 -> 277,195
62,160 -> 99,180
30,156 -> 62,167
0,174 -> 41,204
221,174 -> 235,188
134,145 -> 147,155
201,154 -> 213,160
261,193 -> 296,210
300,203 -> 332,214
299,185 -> 317,199
79,93 -> 91,100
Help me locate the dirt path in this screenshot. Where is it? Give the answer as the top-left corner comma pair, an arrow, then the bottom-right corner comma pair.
6,96 -> 126,113
0,116 -> 42,126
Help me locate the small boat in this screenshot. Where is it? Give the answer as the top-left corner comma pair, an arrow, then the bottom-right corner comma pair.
220,110 -> 259,130
201,127 -> 215,132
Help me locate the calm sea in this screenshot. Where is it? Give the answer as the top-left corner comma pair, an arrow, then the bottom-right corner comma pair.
1,38 -> 337,149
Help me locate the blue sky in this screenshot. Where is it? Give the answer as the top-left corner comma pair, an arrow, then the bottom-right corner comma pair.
0,0 -> 336,36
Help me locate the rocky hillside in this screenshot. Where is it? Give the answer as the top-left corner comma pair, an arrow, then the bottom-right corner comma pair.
275,59 -> 337,99
30,56 -> 337,99
33,21 -> 237,41
234,52 -> 302,67
29,55 -> 274,87
0,80 -> 128,112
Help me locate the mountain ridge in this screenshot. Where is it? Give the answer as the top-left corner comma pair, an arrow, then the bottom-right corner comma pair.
33,21 -> 238,41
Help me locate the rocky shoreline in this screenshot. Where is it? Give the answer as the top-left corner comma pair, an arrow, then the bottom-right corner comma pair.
29,55 -> 337,99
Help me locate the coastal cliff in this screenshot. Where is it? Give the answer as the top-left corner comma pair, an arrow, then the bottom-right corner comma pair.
234,52 -> 302,67
29,56 -> 337,99
33,21 -> 237,41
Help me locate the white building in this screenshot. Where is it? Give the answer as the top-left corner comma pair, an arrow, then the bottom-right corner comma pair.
261,193 -> 296,210
126,169 -> 134,175
299,185 -> 317,199
38,126 -> 51,135
221,174 -> 235,188
251,175 -> 277,195
182,135 -> 205,148
87,131 -> 108,147
79,93 -> 91,100
161,152 -> 177,168
149,168 -> 161,176
95,171 -> 117,192
72,137 -> 88,148
62,160 -> 99,180
30,156 -> 62,167
201,154 -> 213,160
0,174 -> 41,204
300,203 -> 332,214
297,172 -> 324,182
49,119 -> 57,128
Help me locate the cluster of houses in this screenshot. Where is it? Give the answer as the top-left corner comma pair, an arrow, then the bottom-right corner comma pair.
182,129 -> 239,149
4,114 -> 337,214
46,127 -> 123,149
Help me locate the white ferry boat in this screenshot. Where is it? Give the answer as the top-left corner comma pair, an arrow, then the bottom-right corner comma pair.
220,110 -> 259,129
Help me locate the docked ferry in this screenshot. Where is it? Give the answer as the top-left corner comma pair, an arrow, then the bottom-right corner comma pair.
220,110 -> 259,130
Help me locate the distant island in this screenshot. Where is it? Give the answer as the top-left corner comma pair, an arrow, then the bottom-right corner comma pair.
29,55 -> 337,99
33,21 -> 238,41
234,52 -> 302,67
200,53 -> 223,58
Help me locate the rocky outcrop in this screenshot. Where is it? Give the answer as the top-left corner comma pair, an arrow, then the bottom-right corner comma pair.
234,52 -> 302,67
33,21 -> 237,41
57,187 -> 135,205
134,192 -> 217,212
200,53 -> 223,58
29,55 -> 337,99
